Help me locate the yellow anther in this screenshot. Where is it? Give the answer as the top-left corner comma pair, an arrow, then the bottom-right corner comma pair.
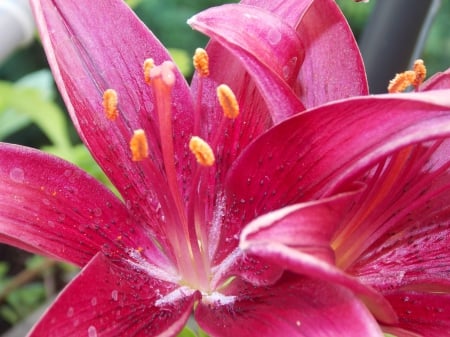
189,136 -> 215,166
130,129 -> 149,162
388,70 -> 416,93
217,84 -> 239,119
143,58 -> 155,84
193,48 -> 210,77
103,89 -> 119,121
412,59 -> 426,87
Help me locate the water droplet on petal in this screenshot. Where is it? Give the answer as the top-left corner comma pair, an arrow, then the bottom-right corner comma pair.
9,167 -> 25,183
282,56 -> 298,81
93,208 -> 102,217
67,307 -> 74,317
91,297 -> 97,306
88,325 -> 97,337
267,28 -> 281,45
111,289 -> 119,301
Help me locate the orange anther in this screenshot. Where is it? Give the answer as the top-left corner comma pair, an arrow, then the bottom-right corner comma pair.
103,89 -> 119,121
388,71 -> 416,93
143,58 -> 155,84
412,59 -> 426,87
189,136 -> 215,166
193,48 -> 210,77
217,84 -> 239,119
130,129 -> 149,161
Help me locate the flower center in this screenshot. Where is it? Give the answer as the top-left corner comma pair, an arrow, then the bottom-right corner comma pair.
102,49 -> 239,293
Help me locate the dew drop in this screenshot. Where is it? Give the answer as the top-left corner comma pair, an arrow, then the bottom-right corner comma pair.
93,208 -> 102,217
88,325 -> 97,337
9,167 -> 25,183
67,307 -> 74,318
111,289 -> 119,301
91,297 -> 97,306
282,56 -> 298,80
267,28 -> 281,45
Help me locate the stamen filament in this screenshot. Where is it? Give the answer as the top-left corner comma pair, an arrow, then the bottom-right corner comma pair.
150,61 -> 210,288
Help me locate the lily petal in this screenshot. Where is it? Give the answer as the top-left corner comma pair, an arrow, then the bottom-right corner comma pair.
196,275 -> 384,337
0,143 -> 150,266
243,0 -> 369,105
344,140 -> 450,291
28,253 -> 198,337
240,0 -> 313,28
30,0 -> 195,248
421,68 -> 450,91
226,91 -> 450,223
384,291 -> 450,337
240,188 -> 361,265
189,4 -> 305,122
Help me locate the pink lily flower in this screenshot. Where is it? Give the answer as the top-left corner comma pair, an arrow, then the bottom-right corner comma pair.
0,0 -> 449,336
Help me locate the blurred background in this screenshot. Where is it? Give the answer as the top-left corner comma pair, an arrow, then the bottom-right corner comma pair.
0,0 -> 448,335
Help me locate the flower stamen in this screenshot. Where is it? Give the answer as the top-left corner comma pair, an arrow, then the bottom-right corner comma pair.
388,71 -> 416,93
217,84 -> 239,119
130,129 -> 149,161
412,59 -> 426,87
189,136 -> 215,166
388,59 -> 427,93
193,48 -> 209,77
103,89 -> 119,121
143,58 -> 155,84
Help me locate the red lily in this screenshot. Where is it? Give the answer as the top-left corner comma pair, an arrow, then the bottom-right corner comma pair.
0,0 -> 449,336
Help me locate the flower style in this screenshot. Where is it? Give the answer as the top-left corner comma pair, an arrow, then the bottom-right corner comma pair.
0,0 -> 449,336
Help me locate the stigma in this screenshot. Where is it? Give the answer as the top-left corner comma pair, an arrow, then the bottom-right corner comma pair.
130,129 -> 149,161
388,59 -> 427,93
103,89 -> 119,120
189,136 -> 215,166
217,84 -> 239,119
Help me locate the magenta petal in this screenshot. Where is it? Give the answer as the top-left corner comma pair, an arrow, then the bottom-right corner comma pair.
240,189 -> 360,265
0,143 -> 144,266
189,4 -> 305,123
226,91 -> 450,222
243,0 -> 368,105
420,68 -> 450,91
29,253 -> 198,337
196,276 -> 384,337
30,0 -> 195,234
240,0 -> 313,28
384,291 -> 450,337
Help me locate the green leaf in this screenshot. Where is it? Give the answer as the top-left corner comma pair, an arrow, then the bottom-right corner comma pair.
169,48 -> 193,77
0,82 -> 32,140
177,326 -> 198,337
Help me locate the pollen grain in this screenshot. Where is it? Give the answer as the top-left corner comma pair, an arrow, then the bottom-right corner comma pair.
217,84 -> 239,119
189,136 -> 215,166
103,89 -> 119,121
130,129 -> 149,162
